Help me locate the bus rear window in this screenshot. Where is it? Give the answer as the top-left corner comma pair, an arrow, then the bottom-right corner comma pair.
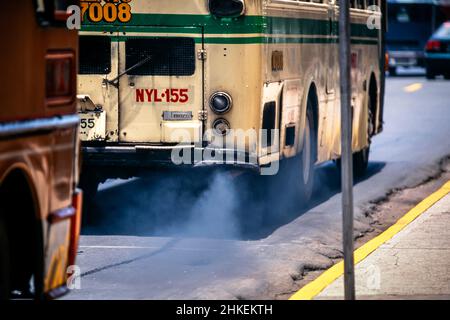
79,36 -> 111,75
125,38 -> 195,76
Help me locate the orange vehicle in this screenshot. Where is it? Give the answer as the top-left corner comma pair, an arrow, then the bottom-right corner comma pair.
0,1 -> 82,299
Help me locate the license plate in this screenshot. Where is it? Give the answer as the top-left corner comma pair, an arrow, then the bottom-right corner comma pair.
79,111 -> 106,141
397,57 -> 416,65
163,111 -> 193,121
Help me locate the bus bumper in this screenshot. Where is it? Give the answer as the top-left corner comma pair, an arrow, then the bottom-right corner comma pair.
81,145 -> 260,177
388,50 -> 425,68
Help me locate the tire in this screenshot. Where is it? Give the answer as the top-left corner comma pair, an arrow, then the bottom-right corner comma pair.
79,169 -> 101,224
299,104 -> 316,201
336,93 -> 373,178
388,66 -> 397,76
79,169 -> 100,199
288,98 -> 317,205
353,92 -> 375,178
262,96 -> 317,221
0,217 -> 10,300
426,68 -> 435,80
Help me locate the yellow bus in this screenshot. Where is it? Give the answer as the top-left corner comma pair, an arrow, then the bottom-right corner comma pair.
77,0 -> 386,202
0,1 -> 82,299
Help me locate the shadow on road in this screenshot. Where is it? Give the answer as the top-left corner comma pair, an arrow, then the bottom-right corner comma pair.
82,161 -> 385,241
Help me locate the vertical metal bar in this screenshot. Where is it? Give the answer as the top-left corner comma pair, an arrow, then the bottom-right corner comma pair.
339,0 -> 355,300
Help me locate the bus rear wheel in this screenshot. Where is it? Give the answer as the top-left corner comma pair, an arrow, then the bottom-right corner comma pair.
336,93 -> 373,178
295,100 -> 316,204
353,146 -> 370,178
426,68 -> 436,80
353,93 -> 374,178
79,169 -> 102,224
0,217 -> 10,300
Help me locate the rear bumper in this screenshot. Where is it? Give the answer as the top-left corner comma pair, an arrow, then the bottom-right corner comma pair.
425,55 -> 450,74
81,144 -> 260,177
388,50 -> 425,67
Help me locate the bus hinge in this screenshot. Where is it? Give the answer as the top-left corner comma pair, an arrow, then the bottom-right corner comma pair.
197,49 -> 207,61
198,110 -> 208,121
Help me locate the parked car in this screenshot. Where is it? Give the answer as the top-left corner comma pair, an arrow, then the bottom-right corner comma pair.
386,0 -> 449,76
425,21 -> 450,79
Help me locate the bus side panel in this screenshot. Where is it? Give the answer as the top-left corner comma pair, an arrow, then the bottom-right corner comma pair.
203,0 -> 264,154
350,10 -> 382,154
0,1 -> 79,296
0,128 -> 75,295
263,2 -> 330,162
0,2 -> 78,123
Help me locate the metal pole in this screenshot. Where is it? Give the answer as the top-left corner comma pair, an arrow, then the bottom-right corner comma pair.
339,0 -> 355,300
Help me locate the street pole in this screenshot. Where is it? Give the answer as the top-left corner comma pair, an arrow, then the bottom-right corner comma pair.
338,0 -> 355,300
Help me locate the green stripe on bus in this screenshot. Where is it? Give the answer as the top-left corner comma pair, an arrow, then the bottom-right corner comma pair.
108,35 -> 377,45
82,14 -> 378,39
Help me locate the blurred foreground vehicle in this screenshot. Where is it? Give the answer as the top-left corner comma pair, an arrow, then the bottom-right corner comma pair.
425,21 -> 450,79
0,1 -> 82,299
386,0 -> 450,75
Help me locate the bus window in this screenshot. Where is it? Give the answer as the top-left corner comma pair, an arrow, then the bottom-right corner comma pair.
79,36 -> 111,75
356,0 -> 365,9
125,38 -> 196,76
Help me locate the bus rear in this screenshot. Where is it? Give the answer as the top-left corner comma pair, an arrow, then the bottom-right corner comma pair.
78,0 -> 264,187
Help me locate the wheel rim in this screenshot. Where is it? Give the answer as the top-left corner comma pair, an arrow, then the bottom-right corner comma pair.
302,115 -> 311,183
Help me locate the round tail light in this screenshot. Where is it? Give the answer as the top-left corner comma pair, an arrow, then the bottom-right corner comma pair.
209,92 -> 232,115
213,118 -> 231,136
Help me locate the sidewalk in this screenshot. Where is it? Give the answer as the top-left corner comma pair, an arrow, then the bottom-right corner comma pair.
290,181 -> 450,300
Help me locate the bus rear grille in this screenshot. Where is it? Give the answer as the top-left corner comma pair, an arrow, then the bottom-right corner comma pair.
126,38 -> 196,76
79,36 -> 111,75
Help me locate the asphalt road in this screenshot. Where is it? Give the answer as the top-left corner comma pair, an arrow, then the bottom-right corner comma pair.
66,73 -> 450,300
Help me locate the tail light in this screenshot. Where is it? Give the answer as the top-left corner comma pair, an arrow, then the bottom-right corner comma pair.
45,51 -> 76,107
69,189 -> 83,266
425,40 -> 442,52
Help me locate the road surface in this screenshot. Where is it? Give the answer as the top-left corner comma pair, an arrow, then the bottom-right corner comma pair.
66,74 -> 450,300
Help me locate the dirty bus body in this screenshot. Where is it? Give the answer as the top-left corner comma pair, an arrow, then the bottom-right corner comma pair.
79,0 -> 385,201
0,2 -> 82,299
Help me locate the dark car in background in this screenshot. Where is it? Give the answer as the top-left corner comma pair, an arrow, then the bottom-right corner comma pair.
425,21 -> 450,79
387,0 -> 450,75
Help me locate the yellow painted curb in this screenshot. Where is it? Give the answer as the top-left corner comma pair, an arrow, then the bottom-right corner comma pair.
289,180 -> 450,300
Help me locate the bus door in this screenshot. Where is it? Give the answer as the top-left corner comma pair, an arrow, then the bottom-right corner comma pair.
321,1 -> 339,155
118,27 -> 204,144
78,33 -> 120,142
